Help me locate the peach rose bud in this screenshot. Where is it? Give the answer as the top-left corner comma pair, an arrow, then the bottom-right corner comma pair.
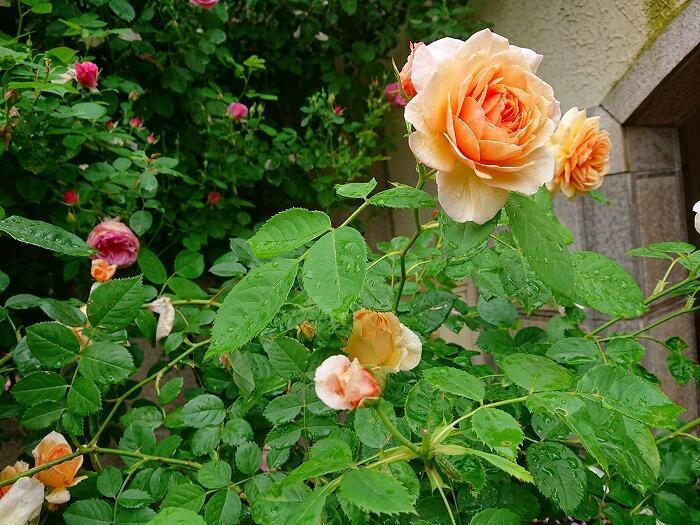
314,355 -> 382,411
87,219 -> 140,267
90,258 -> 117,283
0,476 -> 45,525
0,461 -> 29,498
404,29 -> 560,224
298,320 -> 315,341
399,41 -> 423,99
547,107 -> 611,198
32,432 -> 85,504
345,309 -> 422,373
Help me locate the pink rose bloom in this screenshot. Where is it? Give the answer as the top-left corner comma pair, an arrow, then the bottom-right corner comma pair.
130,117 -> 142,128
87,219 -> 140,267
384,82 -> 407,107
333,104 -> 344,116
314,355 -> 381,411
190,0 -> 218,8
227,102 -> 248,120
75,61 -> 99,89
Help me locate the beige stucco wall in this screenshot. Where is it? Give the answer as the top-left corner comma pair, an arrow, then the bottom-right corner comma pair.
471,0 -> 689,111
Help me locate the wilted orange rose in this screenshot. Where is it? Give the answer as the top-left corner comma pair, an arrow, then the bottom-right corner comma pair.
547,107 -> 611,198
345,309 -> 422,373
314,355 -> 382,410
90,258 -> 117,282
0,461 -> 29,498
32,432 -> 85,504
403,29 -> 560,224
298,320 -> 315,341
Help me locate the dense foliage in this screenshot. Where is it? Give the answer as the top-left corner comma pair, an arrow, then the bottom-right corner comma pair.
0,0 -> 484,296
0,3 -> 698,525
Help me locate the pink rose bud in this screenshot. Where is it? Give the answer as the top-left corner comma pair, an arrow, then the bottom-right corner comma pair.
105,120 -> 115,130
189,0 -> 218,8
130,117 -> 142,128
86,219 -> 140,268
333,104 -> 344,116
207,191 -> 222,207
75,61 -> 99,89
384,82 -> 407,107
146,134 -> 157,144
399,41 -> 423,100
314,355 -> 381,411
227,102 -> 248,120
63,190 -> 79,206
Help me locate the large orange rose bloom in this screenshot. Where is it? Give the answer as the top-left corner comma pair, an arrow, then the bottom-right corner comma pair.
32,432 -> 85,504
403,29 -> 560,224
547,107 -> 611,198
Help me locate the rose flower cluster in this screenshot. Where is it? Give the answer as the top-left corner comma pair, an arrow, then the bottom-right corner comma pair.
398,29 -> 611,224
315,310 -> 422,411
0,432 -> 84,523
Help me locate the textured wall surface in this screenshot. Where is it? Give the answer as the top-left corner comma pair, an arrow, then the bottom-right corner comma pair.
472,0 -> 688,110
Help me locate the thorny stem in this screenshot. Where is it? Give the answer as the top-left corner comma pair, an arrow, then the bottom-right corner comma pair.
339,200 -> 371,228
89,338 -> 210,447
171,299 -> 222,307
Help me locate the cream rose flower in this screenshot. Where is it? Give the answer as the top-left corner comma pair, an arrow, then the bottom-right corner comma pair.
314,355 -> 382,411
344,309 -> 422,373
0,461 -> 29,498
693,202 -> 700,235
0,477 -> 44,525
547,107 -> 612,198
32,432 -> 85,504
403,29 -> 560,224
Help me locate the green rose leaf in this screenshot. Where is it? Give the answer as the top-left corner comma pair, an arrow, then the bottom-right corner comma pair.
209,258 -> 298,357
64,499 -> 113,525
181,394 -> 226,428
335,178 -> 377,199
0,215 -> 95,256
26,322 -> 79,368
526,442 -> 586,514
422,366 -> 485,402
205,489 -> 241,525
67,376 -> 102,416
501,353 -> 573,392
87,276 -> 144,331
302,226 -> 367,316
78,342 -> 134,384
472,408 -> 524,460
572,251 -> 646,318
506,193 -> 573,302
12,371 -> 66,405
248,208 -> 331,258
368,187 -> 436,209
339,469 -> 416,515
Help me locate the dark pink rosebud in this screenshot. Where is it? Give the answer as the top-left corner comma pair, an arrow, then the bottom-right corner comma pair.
146,134 -> 157,144
333,104 -> 344,116
86,219 -> 140,267
227,102 -> 248,120
384,82 -> 407,107
207,191 -> 222,207
63,190 -> 79,206
130,117 -> 142,128
75,61 -> 99,89
106,120 -> 115,131
189,0 -> 218,8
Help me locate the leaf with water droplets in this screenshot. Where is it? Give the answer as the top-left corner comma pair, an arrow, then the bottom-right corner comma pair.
571,251 -> 646,318
0,215 -> 95,256
526,441 -> 586,514
248,208 -> 331,258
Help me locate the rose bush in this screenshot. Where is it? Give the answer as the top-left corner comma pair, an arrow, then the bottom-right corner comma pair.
0,13 -> 699,525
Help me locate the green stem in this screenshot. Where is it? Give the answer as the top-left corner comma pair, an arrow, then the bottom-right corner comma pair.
89,338 -> 209,447
170,299 -> 222,307
93,447 -> 201,469
626,306 -> 700,339
433,395 -> 530,445
656,417 -> 700,445
0,353 -> 12,368
339,200 -> 370,228
375,404 -> 420,454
